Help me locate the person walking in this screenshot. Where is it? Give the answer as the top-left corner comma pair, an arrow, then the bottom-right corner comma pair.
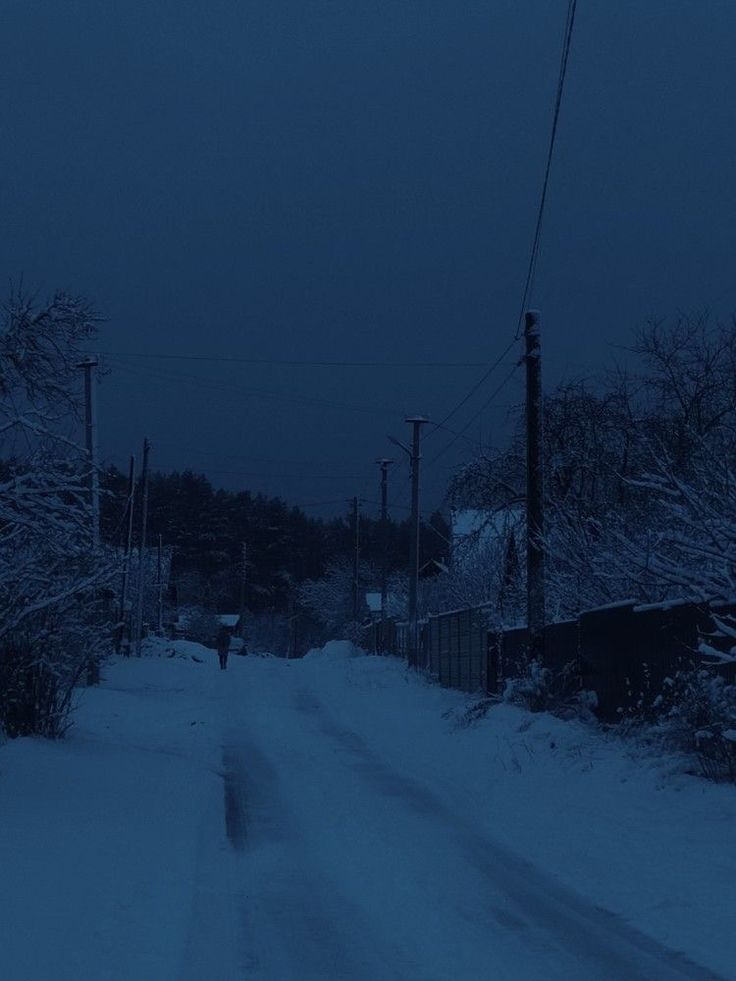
216,624 -> 231,670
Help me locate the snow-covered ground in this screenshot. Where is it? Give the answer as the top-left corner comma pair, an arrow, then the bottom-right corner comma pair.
1,638 -> 734,980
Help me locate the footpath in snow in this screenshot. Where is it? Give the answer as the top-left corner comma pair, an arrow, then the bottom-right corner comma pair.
1,638 -> 734,981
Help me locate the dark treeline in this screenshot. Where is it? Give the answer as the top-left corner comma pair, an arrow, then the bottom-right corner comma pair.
100,466 -> 449,616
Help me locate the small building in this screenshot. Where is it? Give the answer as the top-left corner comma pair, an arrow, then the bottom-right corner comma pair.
217,614 -> 246,653
216,614 -> 241,630
364,591 -> 402,623
365,593 -> 382,621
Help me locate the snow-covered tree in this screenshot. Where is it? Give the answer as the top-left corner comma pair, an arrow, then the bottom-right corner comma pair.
617,441 -> 736,602
0,287 -> 114,737
298,559 -> 377,641
446,317 -> 736,619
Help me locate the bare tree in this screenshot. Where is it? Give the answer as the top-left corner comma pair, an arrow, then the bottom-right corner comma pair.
631,314 -> 736,466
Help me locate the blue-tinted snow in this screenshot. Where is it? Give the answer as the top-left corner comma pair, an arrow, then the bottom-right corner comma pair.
0,638 -> 733,979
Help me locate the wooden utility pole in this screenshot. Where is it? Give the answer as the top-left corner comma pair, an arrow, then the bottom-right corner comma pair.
238,541 -> 247,638
376,458 -> 393,651
525,311 -> 545,661
351,496 -> 360,634
286,586 -> 296,660
157,533 -> 164,634
406,416 -> 429,669
77,356 -> 100,546
133,438 -> 151,658
117,454 -> 136,653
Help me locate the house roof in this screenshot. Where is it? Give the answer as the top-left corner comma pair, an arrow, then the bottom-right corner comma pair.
217,614 -> 240,627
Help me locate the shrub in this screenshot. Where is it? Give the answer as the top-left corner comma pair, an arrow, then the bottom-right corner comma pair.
0,605 -> 109,738
653,669 -> 736,782
503,658 -> 594,719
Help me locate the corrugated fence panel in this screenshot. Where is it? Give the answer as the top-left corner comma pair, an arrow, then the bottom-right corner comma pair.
440,616 -> 451,687
428,617 -> 439,677
449,615 -> 459,689
469,608 -> 486,693
500,626 -> 529,686
382,599 -> 735,720
544,620 -> 578,675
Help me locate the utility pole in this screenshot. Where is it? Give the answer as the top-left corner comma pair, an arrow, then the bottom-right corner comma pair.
239,541 -> 248,638
287,587 -> 295,660
157,533 -> 164,634
133,438 -> 151,658
406,417 -> 429,668
76,356 -> 100,546
376,458 -> 393,652
351,496 -> 360,635
117,454 -> 136,654
525,311 -> 545,661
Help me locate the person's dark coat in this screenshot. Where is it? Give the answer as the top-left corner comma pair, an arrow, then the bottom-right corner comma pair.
216,626 -> 231,656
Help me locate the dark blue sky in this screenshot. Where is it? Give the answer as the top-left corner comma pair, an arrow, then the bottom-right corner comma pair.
2,1 -> 735,517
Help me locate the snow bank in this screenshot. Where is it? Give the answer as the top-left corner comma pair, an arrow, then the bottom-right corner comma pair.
0,652 -> 227,981
295,653 -> 736,977
142,634 -> 213,661
303,639 -> 364,660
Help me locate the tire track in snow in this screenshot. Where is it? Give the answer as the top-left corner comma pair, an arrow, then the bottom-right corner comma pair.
292,687 -> 727,981
222,734 -> 417,980
222,746 -> 248,851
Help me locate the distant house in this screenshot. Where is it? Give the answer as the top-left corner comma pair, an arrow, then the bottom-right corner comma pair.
364,591 -> 401,622
365,592 -> 382,622
217,614 -> 246,653
216,614 -> 240,629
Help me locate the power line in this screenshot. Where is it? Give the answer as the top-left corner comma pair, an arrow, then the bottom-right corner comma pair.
426,362 -> 522,468
164,443 -> 376,470
100,350 -> 490,369
299,498 -> 358,510
105,357 -> 406,418
418,0 -> 579,461
423,338 -> 520,442
514,0 -> 579,339
151,464 -> 369,481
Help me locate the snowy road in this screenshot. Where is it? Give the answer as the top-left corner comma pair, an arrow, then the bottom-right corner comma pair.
182,665 -> 726,981
2,644 -> 734,980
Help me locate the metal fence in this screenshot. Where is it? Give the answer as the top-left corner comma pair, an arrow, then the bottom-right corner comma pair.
427,605 -> 492,693
365,599 -> 736,721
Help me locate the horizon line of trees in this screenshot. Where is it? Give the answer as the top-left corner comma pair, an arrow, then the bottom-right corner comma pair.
99,465 -> 450,625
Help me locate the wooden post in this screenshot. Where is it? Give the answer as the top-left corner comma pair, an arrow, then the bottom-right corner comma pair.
377,459 -> 393,653
351,496 -> 360,636
117,454 -> 136,653
239,541 -> 247,638
157,533 -> 164,634
133,438 -> 150,658
406,416 -> 429,668
78,357 -> 100,547
525,311 -> 545,662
